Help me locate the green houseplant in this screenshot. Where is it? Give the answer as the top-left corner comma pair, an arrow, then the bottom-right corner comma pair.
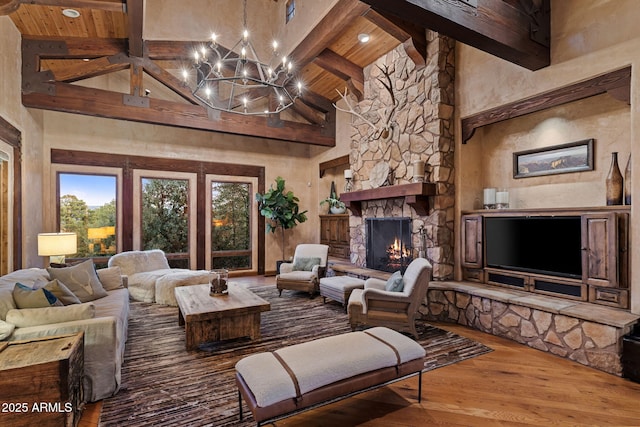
255,176 -> 308,262
320,196 -> 346,214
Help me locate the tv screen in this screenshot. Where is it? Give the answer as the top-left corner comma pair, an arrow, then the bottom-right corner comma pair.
484,216 -> 582,279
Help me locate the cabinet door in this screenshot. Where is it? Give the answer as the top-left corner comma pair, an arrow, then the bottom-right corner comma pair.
582,213 -> 617,287
320,217 -> 332,244
461,215 -> 483,268
337,216 -> 350,245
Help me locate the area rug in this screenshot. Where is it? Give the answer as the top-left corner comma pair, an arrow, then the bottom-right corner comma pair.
99,286 -> 491,426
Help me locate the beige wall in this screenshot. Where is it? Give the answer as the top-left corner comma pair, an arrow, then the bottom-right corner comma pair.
455,0 -> 640,313
0,16 -> 45,268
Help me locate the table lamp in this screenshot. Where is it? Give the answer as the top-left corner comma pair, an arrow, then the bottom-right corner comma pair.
37,232 -> 77,265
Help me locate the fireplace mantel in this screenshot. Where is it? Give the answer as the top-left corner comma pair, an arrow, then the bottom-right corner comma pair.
340,182 -> 436,216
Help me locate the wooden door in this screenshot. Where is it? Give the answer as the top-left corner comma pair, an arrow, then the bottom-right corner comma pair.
582,213 -> 617,288
461,215 -> 483,268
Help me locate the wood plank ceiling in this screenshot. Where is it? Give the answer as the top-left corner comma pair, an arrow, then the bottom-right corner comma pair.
1,0 -> 549,147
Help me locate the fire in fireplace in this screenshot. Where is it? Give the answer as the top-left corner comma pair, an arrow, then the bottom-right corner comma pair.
366,217 -> 412,273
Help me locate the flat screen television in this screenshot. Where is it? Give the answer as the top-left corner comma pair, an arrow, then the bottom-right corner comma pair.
484,216 -> 582,279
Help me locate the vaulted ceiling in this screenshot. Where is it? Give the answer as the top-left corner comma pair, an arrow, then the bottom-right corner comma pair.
0,0 -> 549,147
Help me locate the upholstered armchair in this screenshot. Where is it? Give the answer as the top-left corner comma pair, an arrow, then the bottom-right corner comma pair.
347,257 -> 432,338
276,244 -> 329,297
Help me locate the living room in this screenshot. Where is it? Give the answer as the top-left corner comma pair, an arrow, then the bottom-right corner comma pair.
1,0 -> 640,426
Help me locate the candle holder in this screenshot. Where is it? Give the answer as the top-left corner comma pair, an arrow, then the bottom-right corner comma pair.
412,160 -> 425,183
483,188 -> 497,209
496,188 -> 510,209
209,268 -> 229,296
344,169 -> 353,192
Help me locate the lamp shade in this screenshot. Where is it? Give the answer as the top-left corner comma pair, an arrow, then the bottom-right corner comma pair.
37,232 -> 77,256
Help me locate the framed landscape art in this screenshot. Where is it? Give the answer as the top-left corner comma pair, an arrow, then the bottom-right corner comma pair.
513,139 -> 594,179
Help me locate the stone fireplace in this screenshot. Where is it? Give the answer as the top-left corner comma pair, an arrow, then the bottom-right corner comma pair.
346,32 -> 455,280
366,217 -> 412,273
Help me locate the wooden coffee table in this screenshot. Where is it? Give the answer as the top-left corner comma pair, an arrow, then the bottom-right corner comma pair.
174,283 -> 270,350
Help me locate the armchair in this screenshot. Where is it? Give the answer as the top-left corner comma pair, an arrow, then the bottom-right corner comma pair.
276,244 -> 329,297
347,257 -> 432,338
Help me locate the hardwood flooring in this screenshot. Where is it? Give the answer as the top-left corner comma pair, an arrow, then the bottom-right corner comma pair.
81,276 -> 640,426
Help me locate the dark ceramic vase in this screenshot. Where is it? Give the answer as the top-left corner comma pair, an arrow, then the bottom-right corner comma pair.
606,152 -> 623,206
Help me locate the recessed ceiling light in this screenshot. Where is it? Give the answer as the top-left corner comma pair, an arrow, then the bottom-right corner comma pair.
358,33 -> 370,43
62,9 -> 80,18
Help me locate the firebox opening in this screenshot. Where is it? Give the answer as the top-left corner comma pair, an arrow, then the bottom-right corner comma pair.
366,217 -> 412,273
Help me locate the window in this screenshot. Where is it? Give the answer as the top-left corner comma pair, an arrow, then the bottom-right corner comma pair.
286,0 -> 295,23
58,173 -> 117,260
0,149 -> 10,274
140,177 -> 190,268
211,181 -> 252,270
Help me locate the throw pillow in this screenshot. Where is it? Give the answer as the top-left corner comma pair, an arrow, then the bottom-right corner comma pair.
292,257 -> 322,271
96,266 -> 124,291
47,259 -> 108,302
5,302 -> 95,328
385,271 -> 404,292
0,319 -> 15,340
12,282 -> 63,309
35,279 -> 82,305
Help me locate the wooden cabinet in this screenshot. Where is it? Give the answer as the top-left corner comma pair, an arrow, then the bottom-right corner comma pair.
320,214 -> 350,259
460,208 -> 629,309
0,333 -> 84,427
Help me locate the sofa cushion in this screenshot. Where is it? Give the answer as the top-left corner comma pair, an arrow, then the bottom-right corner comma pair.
12,283 -> 63,308
48,259 -> 108,302
385,271 -> 404,292
0,319 -> 15,340
97,266 -> 124,291
6,302 -> 95,328
108,249 -> 170,276
35,279 -> 82,305
292,257 -> 321,272
0,268 -> 51,321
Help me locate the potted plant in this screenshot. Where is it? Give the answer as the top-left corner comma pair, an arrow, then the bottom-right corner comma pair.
255,176 -> 308,270
320,196 -> 346,214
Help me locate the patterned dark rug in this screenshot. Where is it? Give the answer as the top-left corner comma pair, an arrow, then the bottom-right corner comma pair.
99,286 -> 491,426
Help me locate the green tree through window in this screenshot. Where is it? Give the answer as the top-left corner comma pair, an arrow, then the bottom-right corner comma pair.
141,178 -> 189,267
59,173 -> 117,259
211,182 -> 251,270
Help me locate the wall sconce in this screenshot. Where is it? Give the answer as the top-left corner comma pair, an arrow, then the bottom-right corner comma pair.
344,169 -> 353,192
38,232 -> 77,265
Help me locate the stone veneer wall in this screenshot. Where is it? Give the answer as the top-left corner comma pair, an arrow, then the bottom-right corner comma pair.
348,31 -> 455,280
424,288 -> 625,375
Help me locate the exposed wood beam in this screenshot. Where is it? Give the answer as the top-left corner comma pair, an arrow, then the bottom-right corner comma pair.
461,67 -> 631,143
141,58 -> 202,105
319,155 -> 349,178
49,55 -> 129,82
23,35 -> 126,57
314,49 -> 364,101
0,0 -> 124,14
361,0 -> 550,71
289,0 -> 370,68
22,82 -> 335,146
126,0 -> 143,57
363,9 -> 426,68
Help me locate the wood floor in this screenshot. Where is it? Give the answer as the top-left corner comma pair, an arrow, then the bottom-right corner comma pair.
81,276 -> 640,426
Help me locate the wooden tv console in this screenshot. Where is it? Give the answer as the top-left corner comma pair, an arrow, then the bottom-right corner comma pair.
461,206 -> 630,309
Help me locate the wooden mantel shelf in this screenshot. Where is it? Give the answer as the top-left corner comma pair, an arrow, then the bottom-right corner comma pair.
340,182 -> 436,216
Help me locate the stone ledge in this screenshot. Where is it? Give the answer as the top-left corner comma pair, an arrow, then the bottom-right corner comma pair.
431,281 -> 639,330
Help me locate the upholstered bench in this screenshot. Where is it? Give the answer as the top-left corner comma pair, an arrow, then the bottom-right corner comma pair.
235,326 -> 425,426
319,276 -> 365,311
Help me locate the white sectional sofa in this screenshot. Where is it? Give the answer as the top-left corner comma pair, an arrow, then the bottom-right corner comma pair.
0,265 -> 129,402
108,249 -> 210,306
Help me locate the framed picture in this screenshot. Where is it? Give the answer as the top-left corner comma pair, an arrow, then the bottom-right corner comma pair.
513,139 -> 594,179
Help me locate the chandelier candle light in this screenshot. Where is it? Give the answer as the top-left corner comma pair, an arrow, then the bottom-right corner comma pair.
185,0 -> 302,115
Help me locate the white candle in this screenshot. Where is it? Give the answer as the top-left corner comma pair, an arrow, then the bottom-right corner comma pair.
483,188 -> 496,205
344,169 -> 353,179
496,190 -> 509,204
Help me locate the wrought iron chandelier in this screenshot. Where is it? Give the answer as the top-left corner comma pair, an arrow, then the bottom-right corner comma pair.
184,0 -> 301,116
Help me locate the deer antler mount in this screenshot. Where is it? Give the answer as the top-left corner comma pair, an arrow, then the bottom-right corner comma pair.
333,65 -> 398,141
